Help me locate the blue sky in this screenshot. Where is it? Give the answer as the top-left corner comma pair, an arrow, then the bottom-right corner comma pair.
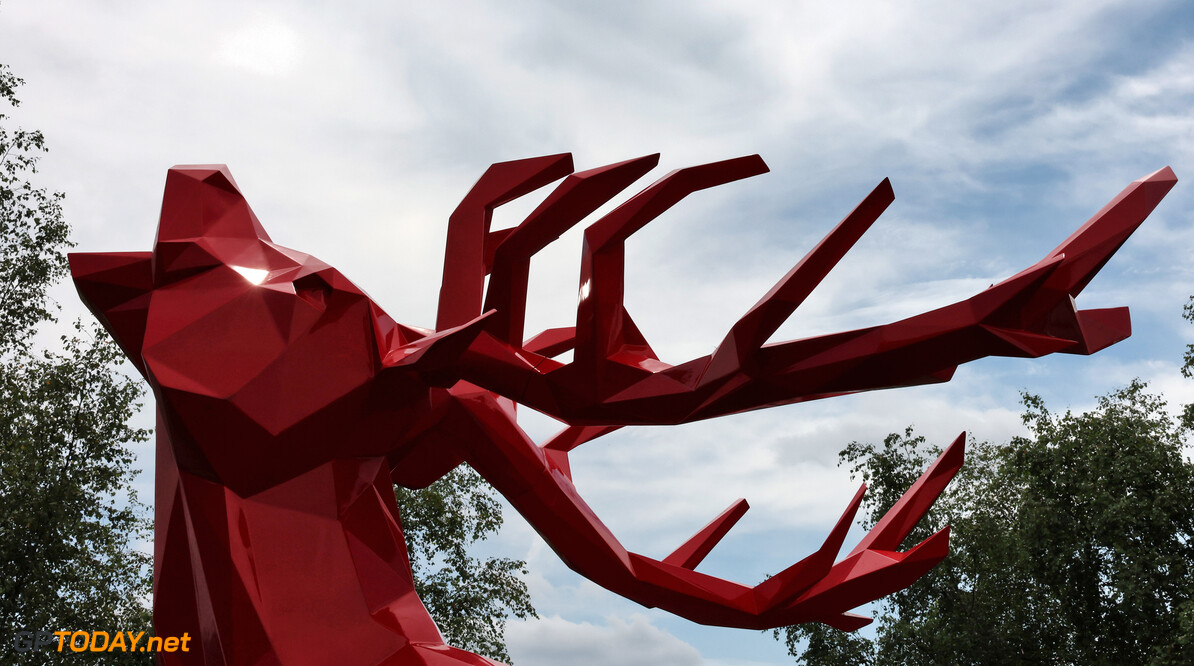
3,1 -> 1192,664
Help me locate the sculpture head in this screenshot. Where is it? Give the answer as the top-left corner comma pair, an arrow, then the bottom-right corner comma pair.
70,166 -> 485,491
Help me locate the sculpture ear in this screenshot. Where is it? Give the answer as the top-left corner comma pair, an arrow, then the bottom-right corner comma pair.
69,251 -> 153,377
153,166 -> 274,284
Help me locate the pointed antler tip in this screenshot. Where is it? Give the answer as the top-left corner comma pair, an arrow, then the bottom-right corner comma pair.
1138,165 -> 1176,182
944,432 -> 966,463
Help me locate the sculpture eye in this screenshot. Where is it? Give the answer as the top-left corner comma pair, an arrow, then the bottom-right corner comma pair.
294,273 -> 333,308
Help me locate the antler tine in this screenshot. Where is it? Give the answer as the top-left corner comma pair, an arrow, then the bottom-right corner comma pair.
789,525 -> 953,624
437,154 -> 574,331
484,155 -> 660,346
703,179 -> 894,384
764,438 -> 962,624
573,156 -> 770,388
848,432 -> 965,556
1014,166 -> 1177,328
523,326 -> 577,357
753,483 -> 865,610
663,498 -> 750,570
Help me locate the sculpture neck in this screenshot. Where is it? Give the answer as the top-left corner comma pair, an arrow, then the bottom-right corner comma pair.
152,413 -> 442,665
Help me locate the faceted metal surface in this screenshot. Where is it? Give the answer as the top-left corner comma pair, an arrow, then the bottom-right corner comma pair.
71,157 -> 1176,664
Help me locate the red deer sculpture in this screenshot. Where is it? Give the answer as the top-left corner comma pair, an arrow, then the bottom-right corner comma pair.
70,154 -> 1176,665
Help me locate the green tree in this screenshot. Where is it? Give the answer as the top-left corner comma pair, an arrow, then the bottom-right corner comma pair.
0,63 -> 154,664
776,381 -> 1194,665
395,467 -> 537,664
1182,295 -> 1193,429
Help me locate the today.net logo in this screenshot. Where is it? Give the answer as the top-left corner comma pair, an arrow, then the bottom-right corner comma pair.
13,630 -> 191,654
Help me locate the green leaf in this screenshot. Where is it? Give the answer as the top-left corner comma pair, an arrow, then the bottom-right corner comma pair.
395,466 -> 537,664
776,376 -> 1194,665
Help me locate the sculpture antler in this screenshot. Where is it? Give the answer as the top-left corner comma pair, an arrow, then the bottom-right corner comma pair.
442,382 -> 965,630
436,154 -> 1176,427
421,154 -> 1174,631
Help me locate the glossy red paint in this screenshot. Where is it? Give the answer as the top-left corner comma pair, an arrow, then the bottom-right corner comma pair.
71,157 -> 1176,665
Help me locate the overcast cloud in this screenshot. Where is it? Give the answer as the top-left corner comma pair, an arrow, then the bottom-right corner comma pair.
3,1 -> 1192,664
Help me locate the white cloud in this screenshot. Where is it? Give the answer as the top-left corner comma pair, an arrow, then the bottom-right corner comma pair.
507,614 -> 703,666
214,12 -> 305,77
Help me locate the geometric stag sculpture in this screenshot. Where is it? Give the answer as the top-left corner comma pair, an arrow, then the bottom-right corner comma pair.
70,154 -> 1175,665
